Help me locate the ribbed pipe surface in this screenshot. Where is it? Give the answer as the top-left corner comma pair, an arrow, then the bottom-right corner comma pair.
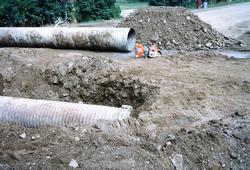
0,27 -> 136,52
0,96 -> 132,128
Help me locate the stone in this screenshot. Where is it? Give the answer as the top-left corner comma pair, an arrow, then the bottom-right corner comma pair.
234,111 -> 246,117
205,42 -> 212,48
230,152 -> 237,159
171,153 -> 184,170
165,134 -> 176,142
244,137 -> 250,144
172,39 -> 179,45
150,32 -> 159,41
66,62 -> 74,70
20,133 -> 26,139
157,145 -> 162,152
166,141 -> 172,145
69,159 -> 78,168
202,27 -> 208,33
75,137 -> 80,142
31,134 -> 40,140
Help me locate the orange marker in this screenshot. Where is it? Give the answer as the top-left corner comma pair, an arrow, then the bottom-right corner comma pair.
135,43 -> 145,59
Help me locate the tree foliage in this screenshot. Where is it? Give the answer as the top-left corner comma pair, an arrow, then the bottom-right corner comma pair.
125,0 -> 148,2
148,0 -> 188,6
0,0 -> 120,27
75,0 -> 120,22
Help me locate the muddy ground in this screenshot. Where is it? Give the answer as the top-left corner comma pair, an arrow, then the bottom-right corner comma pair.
0,48 -> 249,169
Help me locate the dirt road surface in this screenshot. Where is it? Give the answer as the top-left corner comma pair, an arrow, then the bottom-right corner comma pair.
194,2 -> 250,39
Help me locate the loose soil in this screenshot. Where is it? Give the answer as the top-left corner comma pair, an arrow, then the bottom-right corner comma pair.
0,48 -> 249,169
0,48 -> 157,111
118,7 -> 240,51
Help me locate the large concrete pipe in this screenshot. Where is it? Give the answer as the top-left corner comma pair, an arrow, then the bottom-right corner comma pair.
0,96 -> 132,128
0,27 -> 136,52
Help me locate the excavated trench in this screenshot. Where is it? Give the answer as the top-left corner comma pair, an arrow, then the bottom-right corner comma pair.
0,49 -> 158,118
40,68 -> 157,113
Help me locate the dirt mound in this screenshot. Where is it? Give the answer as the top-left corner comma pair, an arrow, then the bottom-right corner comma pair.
118,7 -> 239,50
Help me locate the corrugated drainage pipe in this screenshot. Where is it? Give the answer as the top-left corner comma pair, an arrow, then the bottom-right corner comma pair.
0,96 -> 132,128
0,27 -> 136,52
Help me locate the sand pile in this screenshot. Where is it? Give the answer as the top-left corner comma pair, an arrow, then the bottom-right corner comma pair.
118,7 -> 239,50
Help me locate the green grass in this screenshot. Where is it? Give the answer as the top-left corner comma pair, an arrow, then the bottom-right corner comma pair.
178,0 -> 250,9
115,0 -> 250,10
77,1 -> 147,24
115,1 -> 148,10
206,0 -> 250,8
79,0 -> 250,24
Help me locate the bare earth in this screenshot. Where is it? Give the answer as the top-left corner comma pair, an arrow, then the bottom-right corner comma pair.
0,48 -> 249,169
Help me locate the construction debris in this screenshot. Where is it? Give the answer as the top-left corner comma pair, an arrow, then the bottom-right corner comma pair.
118,7 -> 239,50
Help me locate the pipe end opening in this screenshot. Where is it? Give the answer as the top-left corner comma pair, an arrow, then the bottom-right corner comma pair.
126,28 -> 136,52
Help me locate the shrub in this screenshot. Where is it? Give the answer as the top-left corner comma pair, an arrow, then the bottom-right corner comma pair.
0,0 -> 120,27
0,0 -> 69,26
148,0 -> 188,6
75,0 -> 120,22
